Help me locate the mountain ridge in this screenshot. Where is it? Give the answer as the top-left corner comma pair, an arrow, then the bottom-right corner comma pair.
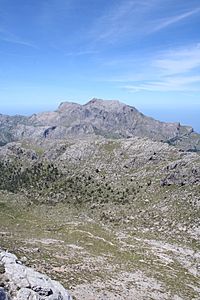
0,98 -> 199,151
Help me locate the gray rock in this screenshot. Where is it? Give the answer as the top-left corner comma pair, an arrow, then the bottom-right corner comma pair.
15,288 -> 40,300
0,288 -> 9,300
0,250 -> 72,300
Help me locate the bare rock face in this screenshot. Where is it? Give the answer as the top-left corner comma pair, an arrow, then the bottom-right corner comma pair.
0,98 -> 200,151
0,115 -> 28,146
0,250 -> 72,300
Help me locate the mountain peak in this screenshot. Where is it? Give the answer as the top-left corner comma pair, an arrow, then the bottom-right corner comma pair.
57,101 -> 81,112
85,98 -> 127,110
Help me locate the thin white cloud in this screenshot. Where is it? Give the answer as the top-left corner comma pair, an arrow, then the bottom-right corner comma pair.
151,7 -> 200,32
154,44 -> 200,74
0,28 -> 37,48
124,75 -> 200,92
89,1 -> 200,46
90,0 -> 158,43
108,43 -> 200,92
64,50 -> 98,57
1,36 -> 36,48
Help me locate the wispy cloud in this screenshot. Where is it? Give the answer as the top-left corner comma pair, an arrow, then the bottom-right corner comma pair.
64,50 -> 98,57
89,1 -> 200,46
124,76 -> 200,92
154,44 -> 200,74
151,7 -> 200,32
107,43 -> 200,92
90,0 -> 157,44
0,28 -> 37,48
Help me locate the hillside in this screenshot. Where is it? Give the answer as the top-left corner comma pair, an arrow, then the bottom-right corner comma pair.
0,132 -> 199,299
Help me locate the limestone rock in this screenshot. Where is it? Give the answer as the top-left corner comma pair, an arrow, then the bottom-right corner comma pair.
0,250 -> 72,300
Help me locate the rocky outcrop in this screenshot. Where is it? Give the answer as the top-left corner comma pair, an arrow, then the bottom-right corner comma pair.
0,250 -> 72,300
0,115 -> 28,146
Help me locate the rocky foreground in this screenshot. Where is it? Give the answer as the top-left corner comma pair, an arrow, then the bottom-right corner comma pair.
0,249 -> 72,300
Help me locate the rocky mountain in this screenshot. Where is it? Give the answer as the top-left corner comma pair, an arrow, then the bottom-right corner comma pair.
0,98 -> 200,151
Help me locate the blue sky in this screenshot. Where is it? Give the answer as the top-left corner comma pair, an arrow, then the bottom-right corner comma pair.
0,0 -> 200,131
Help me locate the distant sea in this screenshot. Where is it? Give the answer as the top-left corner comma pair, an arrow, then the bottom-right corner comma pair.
142,108 -> 200,134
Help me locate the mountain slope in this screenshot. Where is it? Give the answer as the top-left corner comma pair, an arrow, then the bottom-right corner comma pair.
0,98 -> 200,151
0,136 -> 199,299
